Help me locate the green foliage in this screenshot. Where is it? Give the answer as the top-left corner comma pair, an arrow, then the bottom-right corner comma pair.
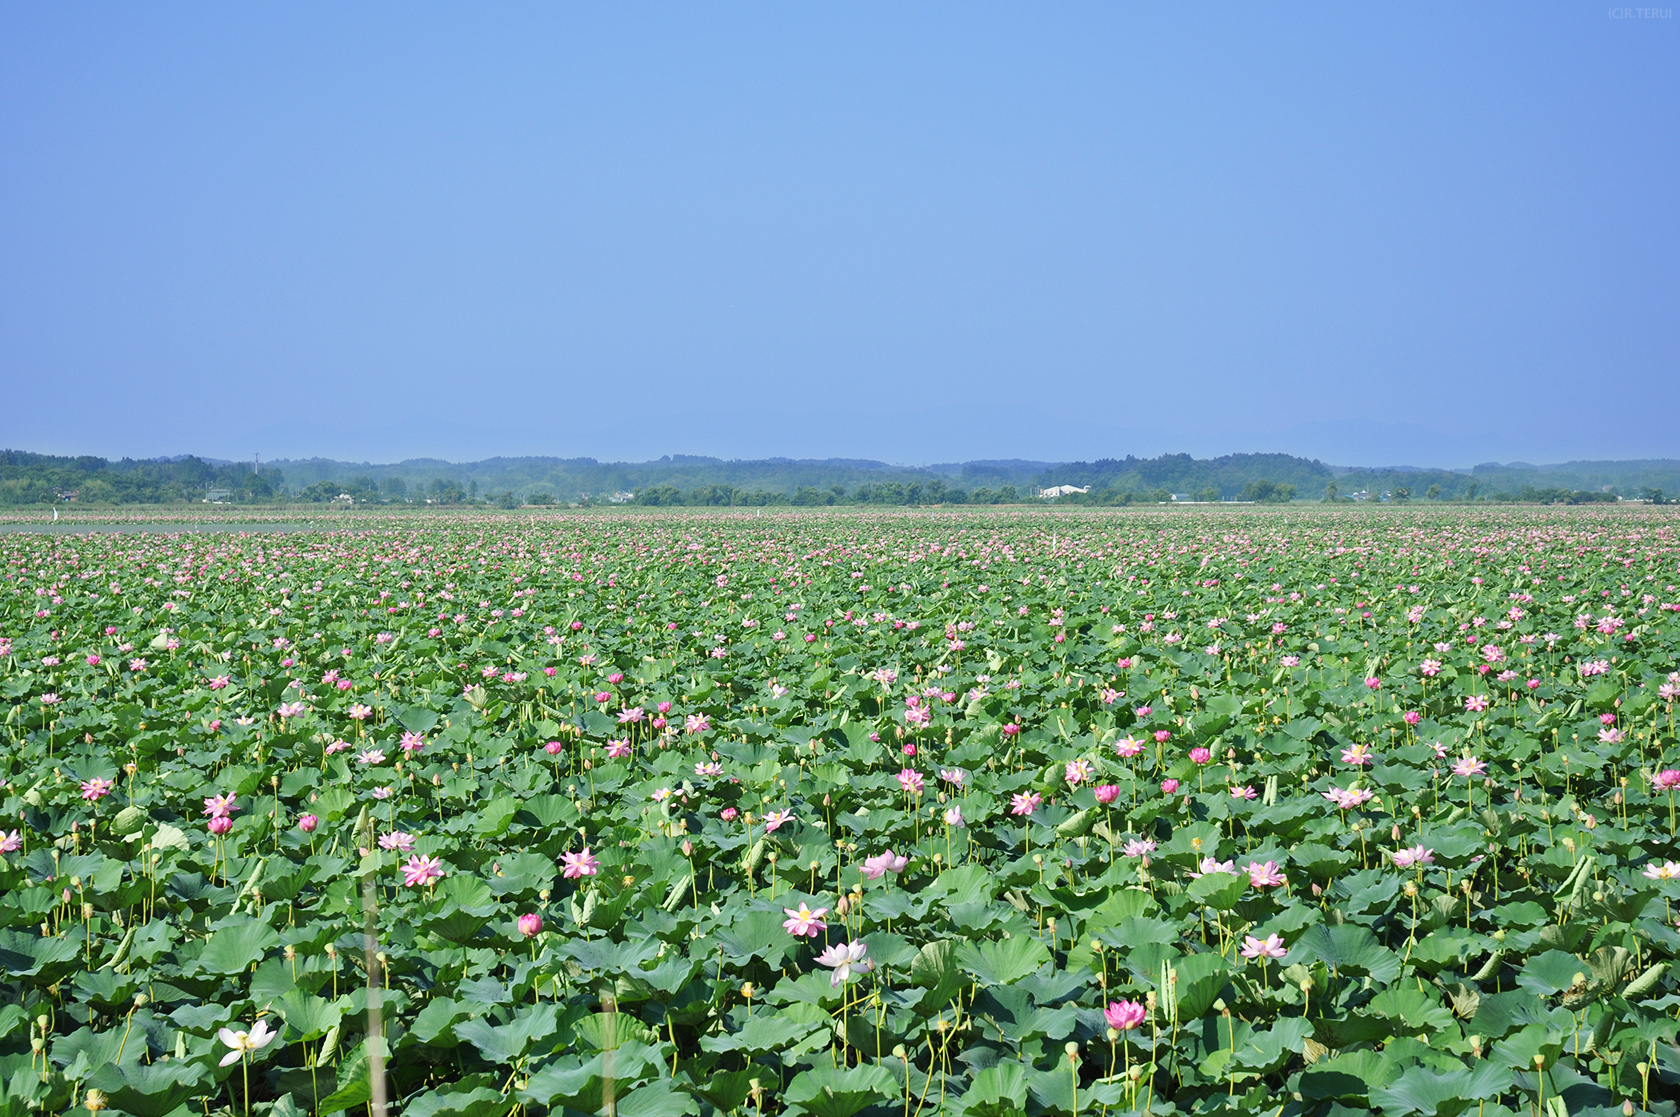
0,506 -> 1676,1116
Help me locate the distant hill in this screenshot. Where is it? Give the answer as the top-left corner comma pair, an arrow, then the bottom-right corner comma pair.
2,448 -> 1676,507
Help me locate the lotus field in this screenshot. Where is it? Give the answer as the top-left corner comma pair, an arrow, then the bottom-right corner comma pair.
6,508 -> 1680,1117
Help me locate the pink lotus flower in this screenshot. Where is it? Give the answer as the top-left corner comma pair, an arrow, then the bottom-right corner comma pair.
1392,845 -> 1434,870
518,912 -> 544,937
1094,784 -> 1120,804
1064,759 -> 1094,786
560,848 -> 600,879
1000,723 -> 1021,737
1010,792 -> 1042,816
897,769 -> 925,794
1364,677 -> 1381,690
1452,756 -> 1487,779
1463,694 -> 1489,713
1321,786 -> 1373,810
1189,747 -> 1212,765
203,794 -> 237,819
763,809 -> 794,832
1114,737 -> 1144,758
0,830 -> 21,853
1246,860 -> 1286,887
208,675 -> 230,689
1192,857 -> 1236,877
545,741 -> 564,755
1653,770 -> 1680,791
1153,730 -> 1171,744
207,816 -> 233,836
1230,785 -> 1257,801
402,854 -> 445,887
277,702 -> 305,718
297,814 -> 319,833
1240,933 -> 1287,960
782,903 -> 828,937
861,850 -> 909,879
814,940 -> 872,986
1160,778 -> 1180,794
1103,1000 -> 1147,1032
348,704 -> 373,720
605,740 -> 632,759
400,731 -> 425,755
80,778 -> 114,801
685,714 -> 710,734
1403,711 -> 1421,726
720,807 -> 739,822
378,831 -> 416,852
1419,659 -> 1441,677
1122,838 -> 1156,857
1340,744 -> 1374,767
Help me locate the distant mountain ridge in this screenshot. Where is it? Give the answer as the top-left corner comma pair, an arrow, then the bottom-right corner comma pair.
1,448 -> 1676,506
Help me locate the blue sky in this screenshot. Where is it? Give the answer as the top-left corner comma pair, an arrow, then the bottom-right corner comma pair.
2,4 -> 1675,468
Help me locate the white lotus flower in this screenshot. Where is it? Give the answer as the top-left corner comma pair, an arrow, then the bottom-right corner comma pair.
218,1019 -> 279,1066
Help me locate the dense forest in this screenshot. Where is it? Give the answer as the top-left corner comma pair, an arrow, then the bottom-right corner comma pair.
1,448 -> 1674,507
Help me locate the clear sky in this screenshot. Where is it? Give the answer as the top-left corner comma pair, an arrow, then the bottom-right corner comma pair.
2,4 -> 1675,468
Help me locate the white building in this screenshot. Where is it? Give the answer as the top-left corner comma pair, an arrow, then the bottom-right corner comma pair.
1037,485 -> 1090,499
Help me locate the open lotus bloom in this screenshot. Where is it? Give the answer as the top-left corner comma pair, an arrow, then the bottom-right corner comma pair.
218,1019 -> 279,1065
860,851 -> 908,879
814,941 -> 873,986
